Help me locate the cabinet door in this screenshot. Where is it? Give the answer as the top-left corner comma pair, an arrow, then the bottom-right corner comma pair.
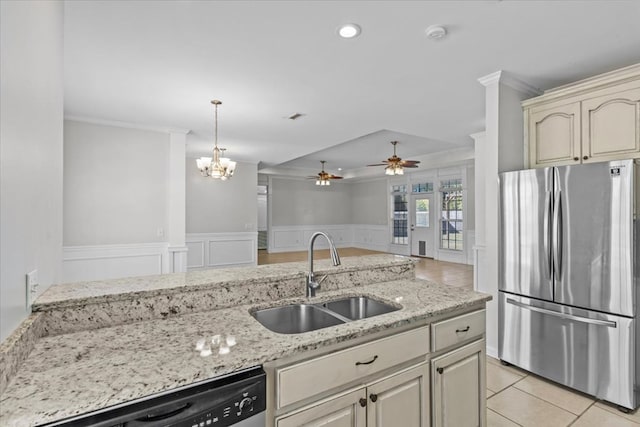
581,86 -> 640,163
528,102 -> 582,167
276,388 -> 366,427
432,340 -> 485,427
367,362 -> 430,427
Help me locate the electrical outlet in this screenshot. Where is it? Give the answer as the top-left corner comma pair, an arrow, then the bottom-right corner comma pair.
26,270 -> 39,310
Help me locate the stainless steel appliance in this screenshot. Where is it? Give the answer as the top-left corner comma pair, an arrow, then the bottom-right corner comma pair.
498,159 -> 639,411
41,366 -> 266,426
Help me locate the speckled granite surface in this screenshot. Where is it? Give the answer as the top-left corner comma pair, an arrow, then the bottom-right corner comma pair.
35,255 -> 413,309
37,256 -> 414,335
0,278 -> 490,427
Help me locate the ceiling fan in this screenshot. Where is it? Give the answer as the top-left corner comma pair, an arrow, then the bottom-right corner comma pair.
308,161 -> 343,186
367,141 -> 420,175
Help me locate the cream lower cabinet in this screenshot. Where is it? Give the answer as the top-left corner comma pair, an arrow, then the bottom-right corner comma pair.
431,340 -> 486,427
276,362 -> 430,427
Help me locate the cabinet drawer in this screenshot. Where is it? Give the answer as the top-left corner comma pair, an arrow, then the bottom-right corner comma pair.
431,310 -> 485,352
277,326 -> 430,409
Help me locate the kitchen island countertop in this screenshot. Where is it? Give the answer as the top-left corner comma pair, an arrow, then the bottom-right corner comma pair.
0,257 -> 490,426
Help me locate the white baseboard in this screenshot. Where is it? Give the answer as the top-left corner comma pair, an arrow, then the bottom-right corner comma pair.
62,243 -> 170,282
186,232 -> 257,269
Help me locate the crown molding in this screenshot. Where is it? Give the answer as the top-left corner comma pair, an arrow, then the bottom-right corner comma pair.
477,70 -> 541,97
65,115 -> 190,135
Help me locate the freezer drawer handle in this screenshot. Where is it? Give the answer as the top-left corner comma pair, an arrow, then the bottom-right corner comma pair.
506,298 -> 617,328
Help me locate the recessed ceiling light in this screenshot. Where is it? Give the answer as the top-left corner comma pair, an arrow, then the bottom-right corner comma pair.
425,25 -> 447,40
338,23 -> 361,39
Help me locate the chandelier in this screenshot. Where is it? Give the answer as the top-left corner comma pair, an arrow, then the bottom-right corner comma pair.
196,100 -> 237,180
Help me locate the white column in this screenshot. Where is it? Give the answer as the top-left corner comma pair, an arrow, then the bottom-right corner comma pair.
167,131 -> 189,272
476,71 -> 540,358
470,132 -> 486,293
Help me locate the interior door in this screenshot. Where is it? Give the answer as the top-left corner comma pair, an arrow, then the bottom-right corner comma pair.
410,194 -> 434,257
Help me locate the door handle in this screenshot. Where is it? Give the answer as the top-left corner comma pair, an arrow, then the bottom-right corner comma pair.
543,191 -> 552,280
506,298 -> 617,327
552,191 -> 562,281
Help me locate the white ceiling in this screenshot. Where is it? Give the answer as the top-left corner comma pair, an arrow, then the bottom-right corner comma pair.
63,1 -> 640,176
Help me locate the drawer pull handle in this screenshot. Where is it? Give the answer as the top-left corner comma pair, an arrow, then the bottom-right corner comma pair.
370,393 -> 378,403
359,398 -> 367,407
355,355 -> 378,366
437,367 -> 444,374
456,326 -> 470,333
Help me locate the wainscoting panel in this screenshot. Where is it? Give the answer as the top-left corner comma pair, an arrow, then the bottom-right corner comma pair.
208,239 -> 255,267
185,241 -> 205,269
269,225 -> 388,253
186,232 -> 257,270
62,243 -> 170,283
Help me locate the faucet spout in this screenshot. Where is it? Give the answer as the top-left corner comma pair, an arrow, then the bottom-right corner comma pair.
306,232 -> 341,298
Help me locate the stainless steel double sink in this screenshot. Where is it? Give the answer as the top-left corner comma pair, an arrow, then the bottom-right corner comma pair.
251,296 -> 400,334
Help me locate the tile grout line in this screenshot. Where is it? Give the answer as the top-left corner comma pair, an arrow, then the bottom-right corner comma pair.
512,385 -> 585,422
487,407 -> 525,427
566,400 -> 598,426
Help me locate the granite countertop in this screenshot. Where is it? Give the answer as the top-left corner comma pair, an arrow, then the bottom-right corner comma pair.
0,278 -> 490,427
34,254 -> 413,310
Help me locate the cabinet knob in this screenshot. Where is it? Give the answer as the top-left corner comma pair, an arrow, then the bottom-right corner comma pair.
437,367 -> 444,374
573,157 -> 579,161
370,393 -> 378,402
359,398 -> 367,407
583,156 -> 589,160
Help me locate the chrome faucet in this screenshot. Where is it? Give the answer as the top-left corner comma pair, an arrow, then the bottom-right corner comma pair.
306,232 -> 341,298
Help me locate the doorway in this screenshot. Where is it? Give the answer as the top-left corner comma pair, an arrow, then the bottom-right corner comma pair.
410,194 -> 435,258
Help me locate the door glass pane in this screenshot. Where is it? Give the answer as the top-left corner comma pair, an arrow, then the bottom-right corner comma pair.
392,194 -> 408,244
440,179 -> 463,251
415,199 -> 429,227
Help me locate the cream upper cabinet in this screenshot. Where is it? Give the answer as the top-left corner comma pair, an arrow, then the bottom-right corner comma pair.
528,102 -> 582,167
524,63 -> 640,168
367,363 -> 430,427
431,340 -> 486,427
581,87 -> 640,163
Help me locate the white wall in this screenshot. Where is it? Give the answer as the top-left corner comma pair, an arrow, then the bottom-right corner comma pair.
349,179 -> 389,225
186,159 -> 258,233
270,178 -> 351,226
64,120 -> 169,245
0,1 -> 64,342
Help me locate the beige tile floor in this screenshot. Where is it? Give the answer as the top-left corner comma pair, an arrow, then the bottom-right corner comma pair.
258,249 -> 639,425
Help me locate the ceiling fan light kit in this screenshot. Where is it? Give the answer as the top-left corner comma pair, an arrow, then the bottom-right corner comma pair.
368,141 -> 420,175
308,160 -> 343,186
196,100 -> 237,180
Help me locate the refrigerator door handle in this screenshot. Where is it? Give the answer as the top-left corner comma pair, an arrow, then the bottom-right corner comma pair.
506,298 -> 617,328
543,191 -> 552,280
552,191 -> 563,281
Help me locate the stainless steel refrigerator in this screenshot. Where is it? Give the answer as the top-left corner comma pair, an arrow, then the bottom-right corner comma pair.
498,159 -> 639,411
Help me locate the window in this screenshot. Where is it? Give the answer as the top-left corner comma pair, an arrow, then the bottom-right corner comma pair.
412,182 -> 434,193
391,185 -> 408,245
440,178 -> 463,251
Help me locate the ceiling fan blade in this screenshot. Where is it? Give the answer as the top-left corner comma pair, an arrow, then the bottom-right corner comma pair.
328,175 -> 344,179
400,160 -> 420,165
367,163 -> 389,167
403,164 -> 420,168
306,176 -> 320,179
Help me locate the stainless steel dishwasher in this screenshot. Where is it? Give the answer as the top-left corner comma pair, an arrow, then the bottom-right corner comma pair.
41,366 -> 266,427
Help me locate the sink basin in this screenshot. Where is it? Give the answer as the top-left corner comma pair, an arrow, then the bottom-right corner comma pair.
320,296 -> 400,320
252,304 -> 345,334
